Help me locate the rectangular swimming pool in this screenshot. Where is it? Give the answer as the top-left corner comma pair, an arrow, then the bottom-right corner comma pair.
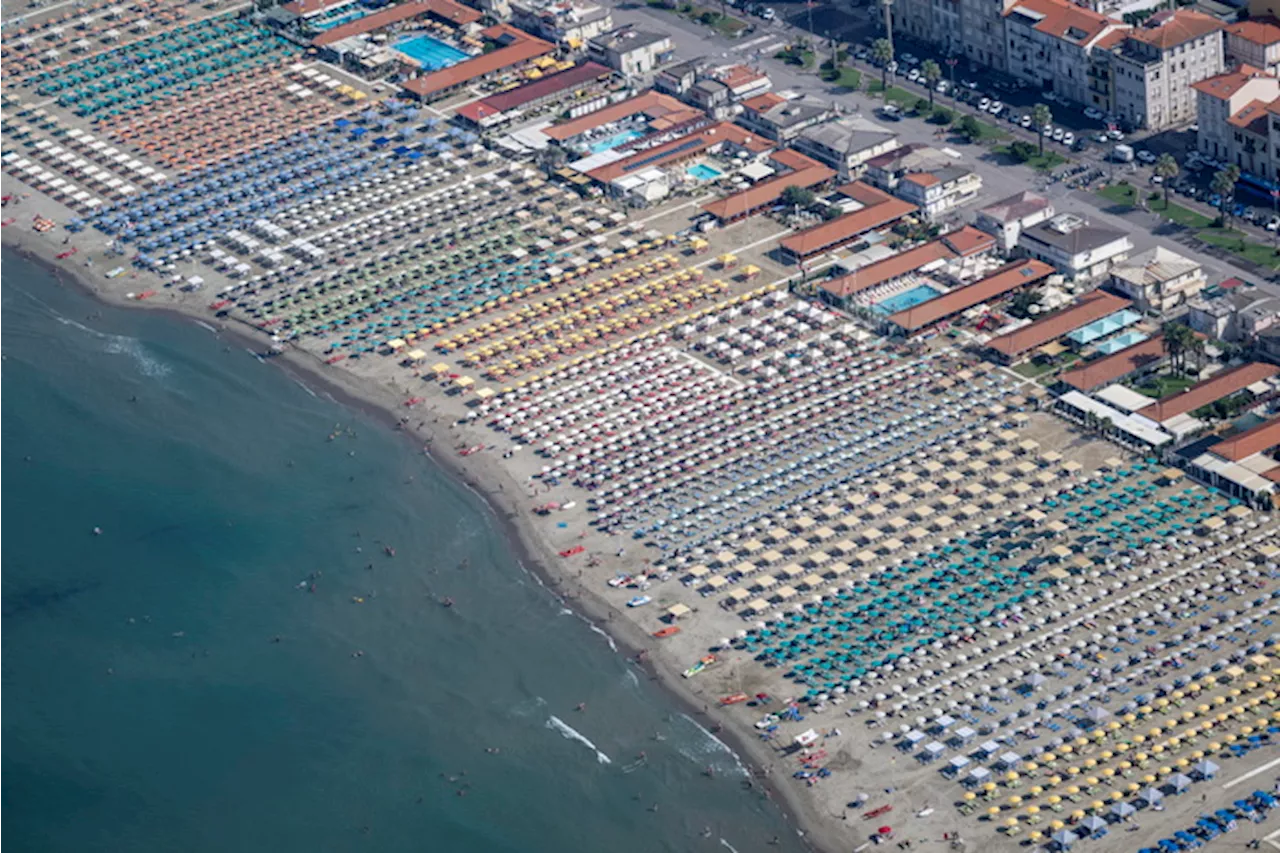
872,284 -> 942,315
687,163 -> 724,181
588,128 -> 644,154
395,35 -> 470,71
311,8 -> 367,31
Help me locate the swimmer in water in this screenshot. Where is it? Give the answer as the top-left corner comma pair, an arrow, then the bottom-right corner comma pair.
485,747 -> 500,754
575,702 -> 586,712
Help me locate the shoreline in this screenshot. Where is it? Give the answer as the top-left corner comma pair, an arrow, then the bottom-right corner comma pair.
3,233 -> 839,853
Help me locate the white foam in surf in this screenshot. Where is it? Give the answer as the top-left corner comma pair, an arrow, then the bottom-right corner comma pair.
622,669 -> 640,689
104,335 -> 171,378
719,839 -> 741,853
679,713 -> 749,777
546,716 -> 612,765
589,623 -> 617,653
193,320 -> 218,335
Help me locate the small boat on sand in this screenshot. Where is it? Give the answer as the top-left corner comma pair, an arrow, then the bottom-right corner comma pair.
626,595 -> 651,608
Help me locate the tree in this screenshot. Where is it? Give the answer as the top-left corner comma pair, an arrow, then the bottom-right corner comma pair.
1211,169 -> 1238,223
1010,287 -> 1043,319
1154,153 -> 1179,207
1007,140 -> 1038,163
1032,103 -> 1053,156
957,114 -> 981,141
914,97 -> 931,115
1162,321 -> 1197,374
872,38 -> 894,91
921,59 -> 941,107
780,185 -> 817,208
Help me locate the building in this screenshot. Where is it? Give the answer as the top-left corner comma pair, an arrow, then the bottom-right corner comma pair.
1193,65 -> 1280,168
583,121 -> 770,188
1104,10 -> 1224,131
1057,334 -> 1166,391
984,289 -> 1131,364
817,226 -> 997,309
792,116 -> 901,181
542,90 -> 706,153
1132,361 -> 1280,436
654,57 -> 707,97
1107,246 -> 1207,314
863,143 -> 952,191
1187,284 -> 1280,341
586,25 -> 672,77
401,25 -> 554,102
1003,0 -> 1127,109
454,61 -> 613,128
701,149 -> 834,224
974,190 -> 1055,253
308,0 -> 482,64
895,165 -> 982,221
881,259 -> 1056,337
1183,414 -> 1280,503
959,0 -> 1016,70
509,0 -> 613,46
895,0 -> 965,58
1016,213 -> 1132,282
777,182 -> 917,264
714,64 -> 772,101
736,94 -> 832,143
1225,18 -> 1280,76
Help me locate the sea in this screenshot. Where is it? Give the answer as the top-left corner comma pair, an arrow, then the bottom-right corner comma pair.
1,248 -> 809,853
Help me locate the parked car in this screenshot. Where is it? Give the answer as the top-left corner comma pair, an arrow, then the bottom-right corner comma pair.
1062,131 -> 1075,146
900,52 -> 919,66
1083,106 -> 1104,121
1136,149 -> 1157,164
935,80 -> 949,94
1107,128 -> 1125,141
759,6 -> 776,19
989,100 -> 1004,115
1020,115 -> 1033,129
907,68 -> 921,82
1051,127 -> 1065,142
978,97 -> 991,111
1267,217 -> 1279,232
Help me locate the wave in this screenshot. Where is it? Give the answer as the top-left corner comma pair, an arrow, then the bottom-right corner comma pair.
719,840 -> 740,853
509,695 -> 546,718
545,716 -> 611,765
622,669 -> 640,689
102,335 -> 172,379
678,713 -> 749,778
588,623 -> 617,653
193,320 -> 219,335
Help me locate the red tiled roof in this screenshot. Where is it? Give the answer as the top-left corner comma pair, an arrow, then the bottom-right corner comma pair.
1006,0 -> 1117,46
1136,362 -> 1280,424
780,183 -> 916,259
284,0 -> 352,16
1193,65 -> 1269,100
742,92 -> 787,113
818,226 -> 995,300
718,64 -> 768,92
1226,17 -> 1280,47
313,0 -> 479,45
1228,99 -> 1271,133
701,150 -> 834,222
543,91 -> 702,141
401,25 -> 553,99
886,259 -> 1055,334
1128,9 -> 1222,49
1060,335 -> 1166,391
585,122 -> 764,183
1211,414 -> 1280,461
986,290 -> 1130,358
457,62 -> 610,121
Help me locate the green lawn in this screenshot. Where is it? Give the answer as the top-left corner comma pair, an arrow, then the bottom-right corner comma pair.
1133,374 -> 1196,398
1097,183 -> 1137,206
1196,227 -> 1280,270
1097,185 -> 1214,228
1014,360 -> 1057,379
867,82 -> 918,107
652,1 -> 748,36
992,144 -> 1066,172
962,117 -> 1008,142
821,66 -> 861,89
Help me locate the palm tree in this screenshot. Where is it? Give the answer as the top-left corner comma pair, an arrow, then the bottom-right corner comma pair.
1032,103 -> 1052,156
1154,154 -> 1179,208
1211,169 -> 1238,223
1161,321 -> 1196,374
922,59 -> 941,107
872,38 -> 894,92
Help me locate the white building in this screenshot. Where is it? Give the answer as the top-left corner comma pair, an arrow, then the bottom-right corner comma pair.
1193,65 -> 1280,173
587,25 -> 672,77
1003,0 -> 1126,108
610,167 -> 670,206
1016,213 -> 1132,281
793,116 -> 901,181
509,0 -> 613,46
1107,246 -> 1207,314
895,166 -> 983,220
1225,18 -> 1280,76
1188,286 -> 1280,341
974,190 -> 1055,253
1106,10 -> 1224,131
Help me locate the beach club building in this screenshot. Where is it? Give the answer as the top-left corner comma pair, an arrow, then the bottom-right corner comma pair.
1131,361 -> 1280,438
401,25 -> 555,102
983,290 -> 1132,366
778,182 -> 917,265
700,149 -> 835,225
454,61 -> 614,128
1056,334 -> 1167,392
1183,415 -> 1280,504
880,259 -> 1055,337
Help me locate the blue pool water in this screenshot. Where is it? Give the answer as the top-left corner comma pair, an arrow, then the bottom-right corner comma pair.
588,129 -> 644,154
872,284 -> 942,315
396,35 -> 470,71
1095,329 -> 1149,355
686,163 -> 724,181
311,8 -> 367,31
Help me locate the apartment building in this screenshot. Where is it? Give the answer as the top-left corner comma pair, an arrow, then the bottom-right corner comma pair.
1003,0 -> 1126,107
1193,65 -> 1280,175
1104,11 -> 1224,130
1225,18 -> 1280,75
509,0 -> 613,47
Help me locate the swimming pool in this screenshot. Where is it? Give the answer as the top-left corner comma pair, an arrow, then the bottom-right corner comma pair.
588,128 -> 644,154
872,284 -> 942,315
1094,330 -> 1149,355
687,163 -> 724,181
395,35 -> 470,71
311,8 -> 367,31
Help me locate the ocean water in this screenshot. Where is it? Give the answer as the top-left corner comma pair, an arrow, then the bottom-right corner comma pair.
1,249 -> 807,853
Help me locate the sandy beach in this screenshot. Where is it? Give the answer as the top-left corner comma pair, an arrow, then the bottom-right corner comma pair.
6,6 -> 1280,849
